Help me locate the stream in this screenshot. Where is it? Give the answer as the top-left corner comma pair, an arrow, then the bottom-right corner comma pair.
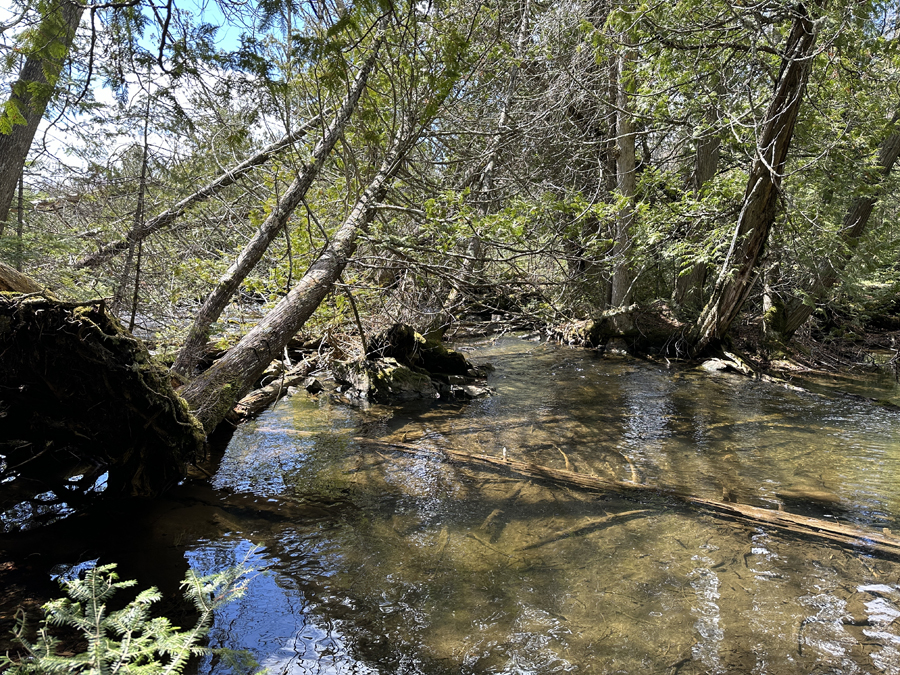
19,336 -> 900,673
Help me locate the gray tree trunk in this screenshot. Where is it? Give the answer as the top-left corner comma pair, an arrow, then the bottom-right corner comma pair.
609,45 -> 637,329
0,0 -> 84,231
179,127 -> 417,433
690,4 -> 819,354
778,119 -> 900,338
171,43 -> 383,377
75,112 -> 326,268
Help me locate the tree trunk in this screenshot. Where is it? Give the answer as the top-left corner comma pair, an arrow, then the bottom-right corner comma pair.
0,0 -> 84,230
609,46 -> 637,321
690,4 -> 819,354
778,119 -> 900,339
74,112 -> 326,269
171,42 -> 383,377
179,127 -> 417,433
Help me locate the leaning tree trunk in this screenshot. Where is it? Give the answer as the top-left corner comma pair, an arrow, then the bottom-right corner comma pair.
690,4 -> 819,355
179,128 -> 417,433
777,117 -> 900,339
0,0 -> 84,231
74,112 -> 325,269
171,41 -> 383,377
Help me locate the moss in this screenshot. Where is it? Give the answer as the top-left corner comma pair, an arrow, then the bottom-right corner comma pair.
0,294 -> 206,502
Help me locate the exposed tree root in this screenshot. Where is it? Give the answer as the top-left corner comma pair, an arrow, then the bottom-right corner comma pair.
0,293 -> 206,520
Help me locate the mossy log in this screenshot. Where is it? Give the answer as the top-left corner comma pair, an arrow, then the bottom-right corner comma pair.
0,293 -> 205,513
361,438 -> 900,559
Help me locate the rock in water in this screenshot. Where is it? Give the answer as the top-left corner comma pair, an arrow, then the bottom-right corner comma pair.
333,324 -> 491,402
333,357 -> 438,401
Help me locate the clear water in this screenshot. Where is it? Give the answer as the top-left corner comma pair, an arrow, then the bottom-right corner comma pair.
114,338 -> 900,672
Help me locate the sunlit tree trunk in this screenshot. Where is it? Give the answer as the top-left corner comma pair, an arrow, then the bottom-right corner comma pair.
179,127 -> 417,433
609,46 -> 636,314
0,0 -> 84,231
690,3 -> 819,354
172,42 -> 383,377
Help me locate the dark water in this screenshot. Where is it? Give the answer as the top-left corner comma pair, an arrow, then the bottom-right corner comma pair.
17,337 -> 900,673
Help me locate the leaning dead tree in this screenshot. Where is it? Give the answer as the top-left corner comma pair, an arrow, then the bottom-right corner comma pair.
180,124 -> 420,433
171,37 -> 384,377
690,3 -> 820,354
74,113 -> 326,269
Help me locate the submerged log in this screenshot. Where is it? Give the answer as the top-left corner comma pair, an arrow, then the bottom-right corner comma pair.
0,293 -> 205,510
361,438 -> 900,558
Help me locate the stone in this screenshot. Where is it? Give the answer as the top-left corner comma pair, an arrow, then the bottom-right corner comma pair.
303,377 -> 324,394
333,357 -> 437,401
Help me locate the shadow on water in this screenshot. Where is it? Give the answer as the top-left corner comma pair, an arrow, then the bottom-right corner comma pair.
8,336 -> 900,673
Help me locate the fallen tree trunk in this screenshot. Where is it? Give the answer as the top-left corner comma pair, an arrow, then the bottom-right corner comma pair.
361,438 -> 900,558
180,123 -> 419,433
74,113 -> 327,269
171,37 -> 384,377
0,261 -> 43,293
231,360 -> 316,421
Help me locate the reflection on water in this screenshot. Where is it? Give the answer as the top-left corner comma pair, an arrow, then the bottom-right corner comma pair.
180,337 -> 900,673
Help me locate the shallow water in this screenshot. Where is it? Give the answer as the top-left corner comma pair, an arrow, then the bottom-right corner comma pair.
142,336 -> 900,674
22,336 -> 900,674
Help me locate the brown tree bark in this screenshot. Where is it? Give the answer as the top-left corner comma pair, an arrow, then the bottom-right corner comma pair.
690,4 -> 819,354
0,0 -> 84,231
171,42 -> 383,377
74,112 -> 326,269
179,126 -> 418,433
777,119 -> 900,339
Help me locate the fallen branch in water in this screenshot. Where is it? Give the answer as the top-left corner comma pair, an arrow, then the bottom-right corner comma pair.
358,437 -> 900,559
231,360 -> 316,421
518,509 -> 651,550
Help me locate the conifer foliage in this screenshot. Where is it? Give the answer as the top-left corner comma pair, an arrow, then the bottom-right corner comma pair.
0,561 -> 255,674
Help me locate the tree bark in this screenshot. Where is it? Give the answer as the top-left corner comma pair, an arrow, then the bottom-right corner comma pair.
690,4 -> 819,354
179,127 -> 417,433
0,0 -> 84,231
171,42 -> 383,377
778,118 -> 900,339
74,112 -> 327,269
609,45 -> 637,324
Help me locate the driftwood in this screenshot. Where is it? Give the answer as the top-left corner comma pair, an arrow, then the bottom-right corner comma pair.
231,360 -> 316,421
360,438 -> 900,558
